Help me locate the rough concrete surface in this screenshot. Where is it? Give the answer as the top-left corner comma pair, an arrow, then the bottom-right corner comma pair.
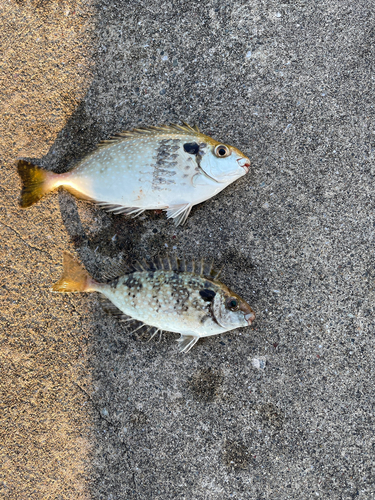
1,0 -> 375,498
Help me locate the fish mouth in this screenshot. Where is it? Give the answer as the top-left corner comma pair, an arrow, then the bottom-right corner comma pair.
245,312 -> 255,325
237,158 -> 250,173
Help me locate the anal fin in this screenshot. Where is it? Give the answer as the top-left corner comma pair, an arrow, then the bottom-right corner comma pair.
176,335 -> 199,353
99,296 -> 132,322
96,202 -> 146,217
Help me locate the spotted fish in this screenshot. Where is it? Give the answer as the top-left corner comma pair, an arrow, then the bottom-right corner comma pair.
52,252 -> 256,353
17,123 -> 250,225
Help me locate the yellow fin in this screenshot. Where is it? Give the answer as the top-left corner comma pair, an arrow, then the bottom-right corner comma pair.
17,160 -> 50,208
52,252 -> 93,293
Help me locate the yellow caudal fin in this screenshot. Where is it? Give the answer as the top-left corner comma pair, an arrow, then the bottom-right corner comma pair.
17,160 -> 52,208
52,252 -> 94,293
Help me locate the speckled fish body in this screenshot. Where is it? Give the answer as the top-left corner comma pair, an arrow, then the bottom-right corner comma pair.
53,253 -> 256,353
18,124 -> 250,225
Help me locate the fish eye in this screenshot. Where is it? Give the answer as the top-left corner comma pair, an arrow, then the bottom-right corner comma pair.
226,297 -> 239,311
183,142 -> 200,154
214,144 -> 231,158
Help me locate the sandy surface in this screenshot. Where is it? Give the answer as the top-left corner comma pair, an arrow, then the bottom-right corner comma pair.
1,1 -> 375,499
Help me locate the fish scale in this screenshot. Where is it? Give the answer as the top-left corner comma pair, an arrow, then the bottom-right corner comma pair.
53,253 -> 256,353
18,123 -> 250,225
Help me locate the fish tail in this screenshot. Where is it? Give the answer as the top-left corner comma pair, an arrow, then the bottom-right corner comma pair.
17,160 -> 55,208
52,252 -> 96,293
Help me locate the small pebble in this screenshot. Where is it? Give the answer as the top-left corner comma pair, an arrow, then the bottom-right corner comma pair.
252,357 -> 266,370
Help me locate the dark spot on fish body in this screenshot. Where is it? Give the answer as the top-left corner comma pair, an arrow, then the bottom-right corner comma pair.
157,151 -> 170,159
199,289 -> 216,301
158,169 -> 177,176
183,142 -> 200,154
172,285 -> 189,297
200,314 -> 211,324
124,276 -> 140,289
157,177 -> 176,185
164,273 -> 182,285
169,281 -> 190,310
152,139 -> 180,190
191,298 -> 201,309
109,277 -> 119,289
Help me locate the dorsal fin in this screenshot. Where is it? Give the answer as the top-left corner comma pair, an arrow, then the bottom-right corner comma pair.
210,266 -> 223,280
185,260 -> 195,273
162,256 -> 172,271
149,255 -> 222,278
170,255 -> 179,271
134,261 -> 146,272
153,255 -> 163,270
101,261 -> 130,281
96,123 -> 201,149
196,258 -> 204,275
178,257 -> 187,272
101,254 -> 222,279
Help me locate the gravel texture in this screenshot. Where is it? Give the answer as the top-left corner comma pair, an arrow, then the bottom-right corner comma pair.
1,1 -> 375,499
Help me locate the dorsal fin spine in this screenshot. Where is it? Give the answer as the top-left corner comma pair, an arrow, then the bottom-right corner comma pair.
95,123 -> 201,150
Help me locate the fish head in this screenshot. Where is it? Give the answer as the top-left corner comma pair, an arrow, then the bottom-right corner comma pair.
198,139 -> 250,183
210,283 -> 255,330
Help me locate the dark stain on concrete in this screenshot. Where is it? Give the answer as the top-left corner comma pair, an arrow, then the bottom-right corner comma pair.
259,403 -> 284,430
223,439 -> 250,470
189,367 -> 223,402
130,410 -> 148,428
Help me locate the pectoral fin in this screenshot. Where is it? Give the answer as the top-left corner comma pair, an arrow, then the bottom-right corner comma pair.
165,203 -> 192,226
176,335 -> 199,353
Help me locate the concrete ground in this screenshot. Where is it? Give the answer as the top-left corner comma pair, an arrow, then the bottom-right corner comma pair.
1,0 -> 374,498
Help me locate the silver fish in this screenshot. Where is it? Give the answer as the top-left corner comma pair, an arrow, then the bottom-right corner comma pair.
18,123 -> 250,225
52,253 -> 256,353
